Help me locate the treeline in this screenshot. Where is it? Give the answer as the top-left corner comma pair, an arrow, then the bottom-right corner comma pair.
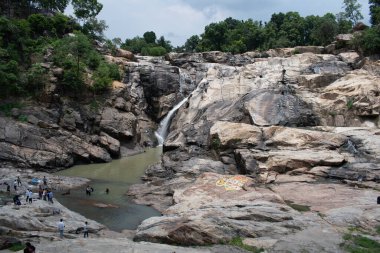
119,1 -> 379,56
0,0 -> 121,98
181,13 -> 351,54
119,31 -> 173,56
178,0 -> 380,55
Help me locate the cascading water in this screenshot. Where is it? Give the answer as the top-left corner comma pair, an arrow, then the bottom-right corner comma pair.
154,68 -> 192,145
154,97 -> 188,145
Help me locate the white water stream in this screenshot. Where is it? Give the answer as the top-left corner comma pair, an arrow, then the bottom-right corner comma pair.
154,97 -> 188,145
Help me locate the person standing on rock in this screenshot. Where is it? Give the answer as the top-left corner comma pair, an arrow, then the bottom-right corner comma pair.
25,189 -> 30,203
86,185 -> 92,196
42,188 -> 47,201
47,190 -> 54,203
83,221 -> 89,238
58,219 -> 65,238
17,176 -> 22,186
38,186 -> 43,199
13,180 -> 17,191
28,189 -> 33,204
5,183 -> 10,194
43,176 -> 47,186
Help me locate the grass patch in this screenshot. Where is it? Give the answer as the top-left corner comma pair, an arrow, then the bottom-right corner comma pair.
317,212 -> 326,218
211,136 -> 221,151
18,114 -> 28,122
0,102 -> 23,116
342,233 -> 380,253
228,237 -> 263,253
346,98 -> 354,110
284,200 -> 310,212
8,243 -> 25,251
89,99 -> 100,111
376,226 -> 380,235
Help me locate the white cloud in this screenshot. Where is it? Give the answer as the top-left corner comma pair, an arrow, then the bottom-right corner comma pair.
90,0 -> 370,46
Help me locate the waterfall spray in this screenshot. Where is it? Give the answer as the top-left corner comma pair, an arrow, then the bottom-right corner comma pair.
154,97 -> 188,146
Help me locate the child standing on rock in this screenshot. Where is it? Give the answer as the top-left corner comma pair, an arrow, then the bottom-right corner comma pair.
83,221 -> 89,238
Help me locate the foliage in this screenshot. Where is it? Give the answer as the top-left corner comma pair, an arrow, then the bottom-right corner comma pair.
211,137 -> 221,151
346,97 -> 355,110
26,63 -> 48,94
8,243 -> 25,252
1,0 -> 103,21
121,33 -> 172,56
342,233 -> 380,253
0,102 -> 23,116
184,35 -> 200,52
376,225 -> 380,235
143,31 -> 156,44
228,237 -> 263,253
351,25 -> 380,55
188,11 -> 352,53
141,46 -> 167,56
71,0 -> 103,21
370,0 -> 380,25
52,31 -> 119,92
81,18 -> 107,41
92,62 -> 121,92
342,0 -> 363,25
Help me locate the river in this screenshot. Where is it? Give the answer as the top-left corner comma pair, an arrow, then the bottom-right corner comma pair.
54,147 -> 162,232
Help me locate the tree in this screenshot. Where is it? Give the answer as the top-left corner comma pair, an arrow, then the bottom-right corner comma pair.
37,0 -> 70,12
342,0 -> 363,25
311,14 -> 338,46
184,35 -> 200,52
143,31 -> 156,44
121,36 -> 147,53
156,35 -> 172,52
369,0 -> 380,25
71,0 -> 103,21
81,18 -> 107,41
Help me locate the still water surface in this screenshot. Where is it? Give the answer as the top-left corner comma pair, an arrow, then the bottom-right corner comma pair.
55,148 -> 162,232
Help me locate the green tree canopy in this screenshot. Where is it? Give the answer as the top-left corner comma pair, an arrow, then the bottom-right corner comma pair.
342,0 -> 363,25
143,31 -> 156,44
370,0 -> 380,25
72,0 -> 103,21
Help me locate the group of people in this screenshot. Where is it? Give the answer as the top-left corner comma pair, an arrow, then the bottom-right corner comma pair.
3,176 -> 56,205
3,176 -> 22,193
57,219 -> 89,238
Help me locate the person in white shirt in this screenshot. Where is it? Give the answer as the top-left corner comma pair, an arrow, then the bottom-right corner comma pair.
58,219 -> 65,238
83,221 -> 89,238
28,190 -> 33,203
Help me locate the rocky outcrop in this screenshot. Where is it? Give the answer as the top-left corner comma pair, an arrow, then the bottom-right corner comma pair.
0,117 -> 111,169
2,46 -> 380,252
128,51 -> 380,251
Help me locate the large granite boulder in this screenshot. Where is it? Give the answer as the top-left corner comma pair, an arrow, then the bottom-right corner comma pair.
0,118 -> 111,169
99,107 -> 137,140
135,173 -> 302,245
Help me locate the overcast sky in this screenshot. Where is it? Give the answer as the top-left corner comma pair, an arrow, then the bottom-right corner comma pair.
86,0 -> 371,46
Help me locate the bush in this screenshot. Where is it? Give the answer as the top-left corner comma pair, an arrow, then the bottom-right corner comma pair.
26,63 -> 47,94
28,14 -> 51,37
360,26 -> 380,55
141,46 -> 167,56
91,63 -> 112,92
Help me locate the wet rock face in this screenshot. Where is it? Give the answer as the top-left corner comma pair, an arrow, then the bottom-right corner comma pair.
139,64 -> 181,120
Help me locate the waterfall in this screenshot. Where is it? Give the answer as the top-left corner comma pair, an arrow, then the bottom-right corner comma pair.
155,97 -> 188,145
